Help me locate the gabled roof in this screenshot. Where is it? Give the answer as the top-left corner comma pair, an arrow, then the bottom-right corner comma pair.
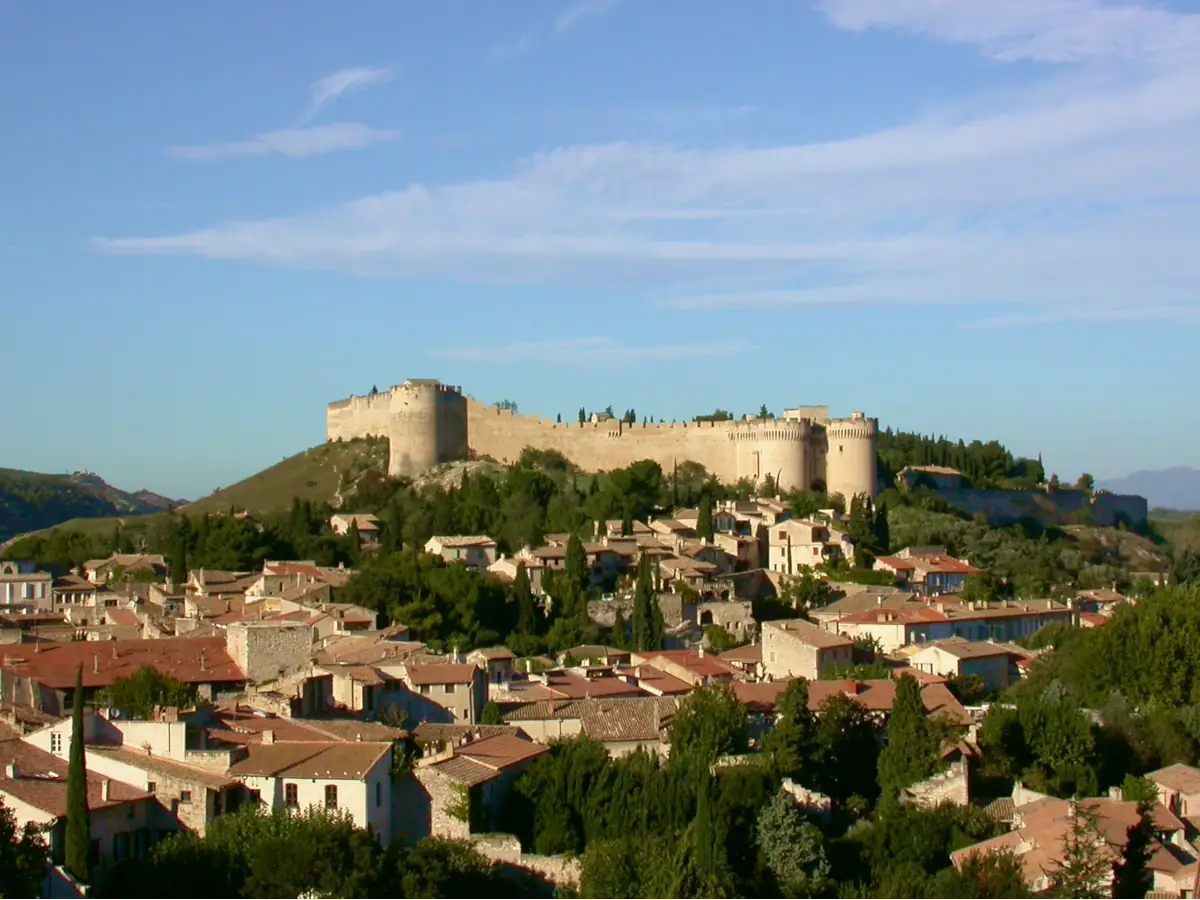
404,663 -> 478,686
0,739 -> 150,816
1149,763 -> 1200,796
765,618 -> 854,649
427,734 -> 548,786
427,535 -> 497,548
228,741 -> 392,779
0,637 -> 245,689
505,696 -> 679,744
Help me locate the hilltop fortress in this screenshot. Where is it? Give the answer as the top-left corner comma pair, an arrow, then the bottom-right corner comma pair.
326,380 -> 879,501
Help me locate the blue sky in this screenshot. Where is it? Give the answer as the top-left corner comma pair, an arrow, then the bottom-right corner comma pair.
2,0 -> 1199,500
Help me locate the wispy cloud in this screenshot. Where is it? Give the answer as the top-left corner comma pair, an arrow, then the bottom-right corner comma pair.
489,34 -> 534,60
168,123 -> 400,161
102,1 -> 1200,325
429,336 -> 744,364
553,0 -> 620,37
963,305 -> 1200,330
300,66 -> 394,124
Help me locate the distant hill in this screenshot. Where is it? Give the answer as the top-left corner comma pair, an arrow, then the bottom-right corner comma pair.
0,468 -> 180,542
180,437 -> 390,515
1098,467 -> 1200,511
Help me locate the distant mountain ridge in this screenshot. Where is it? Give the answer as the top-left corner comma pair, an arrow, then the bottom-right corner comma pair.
1098,467 -> 1200,512
0,468 -> 180,542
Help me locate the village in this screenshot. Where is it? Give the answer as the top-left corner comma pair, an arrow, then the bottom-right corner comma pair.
0,480 -> 1189,897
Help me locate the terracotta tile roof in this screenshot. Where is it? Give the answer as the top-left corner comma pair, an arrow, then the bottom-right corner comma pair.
289,718 -> 406,743
0,739 -> 150,816
468,646 -> 516,661
104,609 -> 140,628
265,563 -> 325,580
719,643 -> 762,664
566,645 -> 629,660
633,649 -> 734,679
838,607 -> 950,625
206,708 -> 340,745
0,637 -> 245,690
428,535 -> 497,548
505,697 -> 679,744
910,555 -> 980,575
1079,612 -> 1109,627
228,741 -> 392,779
412,723 -> 520,745
87,745 -> 237,789
920,638 -> 1013,660
404,663 -> 478,686
875,556 -> 917,571
1150,763 -> 1200,796
635,666 -> 693,695
766,618 -> 855,650
316,637 -> 427,667
732,678 -> 969,724
427,734 -> 548,786
540,671 -> 646,700
952,797 -> 1191,889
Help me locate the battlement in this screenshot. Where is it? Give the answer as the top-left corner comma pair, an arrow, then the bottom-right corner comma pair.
326,380 -> 879,499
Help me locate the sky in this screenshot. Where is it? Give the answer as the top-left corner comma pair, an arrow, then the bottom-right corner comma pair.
2,0 -> 1199,500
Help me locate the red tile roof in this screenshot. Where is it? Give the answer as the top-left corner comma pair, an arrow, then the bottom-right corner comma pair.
0,739 -> 150,817
265,563 -> 324,580
732,678 -> 969,724
0,637 -> 245,690
228,741 -> 392,779
633,649 -> 734,680
404,663 -> 478,686
875,556 -> 917,571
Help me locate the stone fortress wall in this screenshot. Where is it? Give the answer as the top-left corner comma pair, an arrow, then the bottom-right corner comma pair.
326,380 -> 879,500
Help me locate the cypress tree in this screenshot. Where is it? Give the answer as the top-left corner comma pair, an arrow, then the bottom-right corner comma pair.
65,665 -> 91,885
620,509 -> 633,537
632,553 -> 656,652
170,541 -> 187,586
1112,811 -> 1154,899
697,493 -> 714,542
611,608 -> 628,649
877,674 -> 941,800
565,533 -> 588,595
874,498 -> 891,555
514,564 -> 537,635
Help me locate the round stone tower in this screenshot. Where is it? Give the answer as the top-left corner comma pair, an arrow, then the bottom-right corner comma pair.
388,379 -> 464,479
823,412 -> 878,503
735,419 -> 809,492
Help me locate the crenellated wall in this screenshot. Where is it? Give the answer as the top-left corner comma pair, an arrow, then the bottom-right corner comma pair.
326,381 -> 879,498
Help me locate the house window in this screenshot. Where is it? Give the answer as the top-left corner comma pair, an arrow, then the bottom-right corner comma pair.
325,785 -> 338,809
285,783 -> 299,808
179,790 -> 192,804
375,782 -> 382,808
147,782 -> 157,794
50,732 -> 62,754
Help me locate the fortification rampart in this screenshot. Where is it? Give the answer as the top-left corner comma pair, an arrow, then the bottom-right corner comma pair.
326,380 -> 879,498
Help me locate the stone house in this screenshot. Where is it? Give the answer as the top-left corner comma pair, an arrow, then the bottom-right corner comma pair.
873,549 -> 980,595
767,519 -> 855,574
907,638 -> 1016,691
467,647 -> 517,686
329,513 -> 382,539
83,554 -> 168,585
712,532 -> 761,570
0,564 -> 53,611
719,643 -> 764,681
0,738 -> 172,876
398,662 -> 487,724
504,697 -> 679,758
401,733 -> 548,842
1148,763 -> 1200,820
631,648 -> 734,687
24,710 -> 247,837
835,599 -> 1074,653
228,739 -> 395,841
486,555 -> 547,595
950,795 -> 1197,896
761,619 -> 854,681
424,535 -> 498,569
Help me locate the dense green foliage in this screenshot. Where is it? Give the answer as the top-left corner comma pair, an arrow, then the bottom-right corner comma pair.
0,797 -> 48,898
104,666 -> 199,718
0,468 -> 174,542
102,806 -> 535,899
876,430 -> 1045,490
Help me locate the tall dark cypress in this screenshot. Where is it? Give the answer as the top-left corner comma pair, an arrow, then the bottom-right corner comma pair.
65,665 -> 91,885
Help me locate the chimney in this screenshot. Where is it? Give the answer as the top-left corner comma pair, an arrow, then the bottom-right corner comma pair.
102,778 -> 112,801
199,651 -> 206,672
4,763 -> 18,779
355,733 -> 362,743
698,646 -> 705,658
263,729 -> 275,745
93,655 -> 99,674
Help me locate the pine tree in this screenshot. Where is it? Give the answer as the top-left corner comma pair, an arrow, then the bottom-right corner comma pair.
697,493 -> 714,542
514,564 -> 537,635
877,674 -> 942,799
65,665 -> 91,885
1111,811 -> 1154,899
1048,801 -> 1110,899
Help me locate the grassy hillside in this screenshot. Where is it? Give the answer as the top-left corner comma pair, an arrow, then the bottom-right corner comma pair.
1151,508 -> 1200,556
181,437 -> 390,515
0,468 -> 177,542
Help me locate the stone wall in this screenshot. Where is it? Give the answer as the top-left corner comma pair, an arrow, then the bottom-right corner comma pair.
901,758 -> 969,808
225,622 -> 314,684
325,381 -> 880,498
470,833 -> 581,889
412,766 -> 471,841
587,593 -> 693,629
